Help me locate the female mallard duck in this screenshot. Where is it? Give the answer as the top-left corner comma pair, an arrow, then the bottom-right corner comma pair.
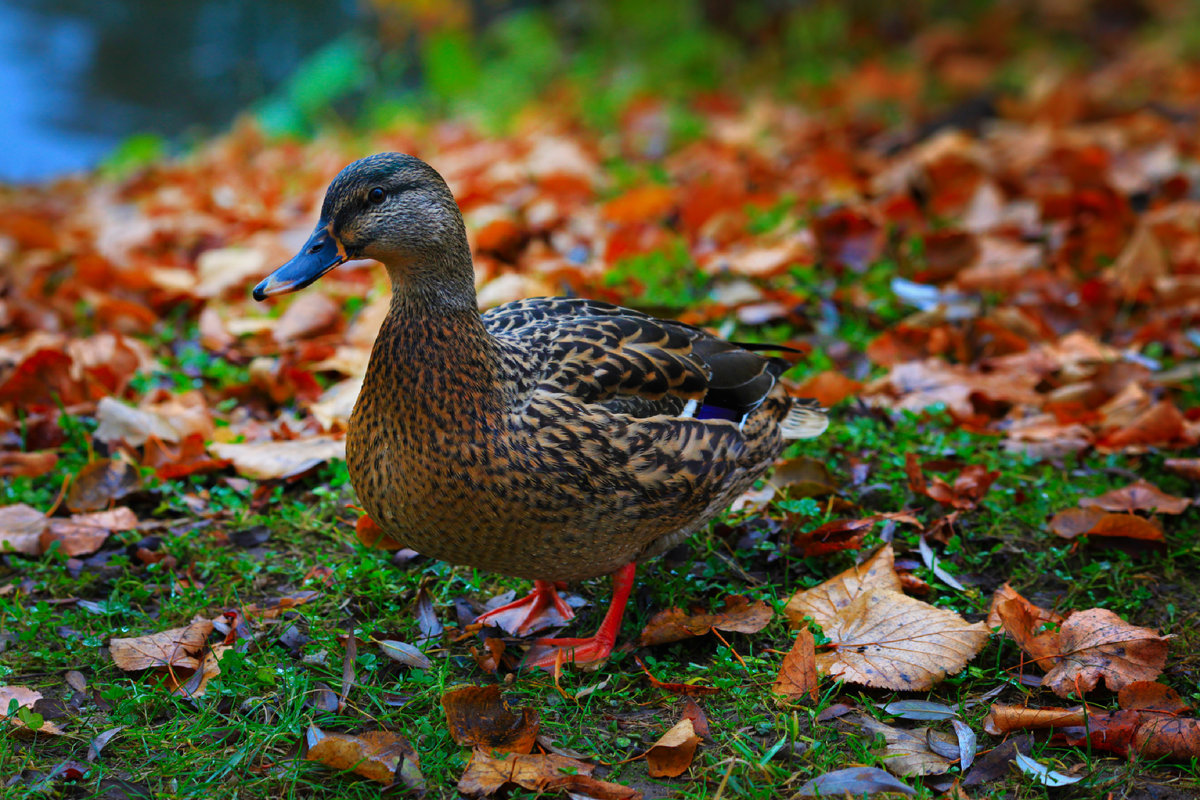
254,153 -> 828,667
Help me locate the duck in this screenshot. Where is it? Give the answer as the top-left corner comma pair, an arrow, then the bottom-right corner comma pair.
253,153 -> 828,667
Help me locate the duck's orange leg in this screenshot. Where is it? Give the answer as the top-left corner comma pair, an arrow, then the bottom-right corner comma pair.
522,563 -> 636,669
475,580 -> 576,636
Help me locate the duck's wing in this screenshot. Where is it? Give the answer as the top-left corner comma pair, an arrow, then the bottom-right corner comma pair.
485,297 -> 806,426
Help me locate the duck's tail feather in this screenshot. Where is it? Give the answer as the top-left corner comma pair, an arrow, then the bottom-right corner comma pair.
781,398 -> 829,440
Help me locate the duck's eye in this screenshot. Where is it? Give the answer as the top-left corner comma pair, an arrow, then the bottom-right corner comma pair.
368,187 -> 386,205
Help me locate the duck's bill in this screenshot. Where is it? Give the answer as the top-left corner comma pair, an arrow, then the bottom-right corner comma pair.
253,224 -> 346,300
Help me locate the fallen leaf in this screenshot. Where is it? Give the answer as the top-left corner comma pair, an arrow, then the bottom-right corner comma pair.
1012,752 -> 1084,787
1042,608 -> 1171,697
794,371 -> 862,407
354,513 -> 406,550
1079,479 -> 1191,514
905,455 -> 998,510
66,459 -> 140,512
1052,512 -> 1164,543
379,640 -> 432,670
0,450 -> 57,478
441,684 -> 539,754
306,726 -> 422,788
635,655 -> 720,696
42,506 -> 139,556
638,595 -> 772,646
645,717 -> 700,778
0,503 -> 48,555
1164,458 -> 1200,480
109,617 -> 214,671
209,436 -> 345,480
784,545 -> 901,628
274,292 -> 341,343
859,716 -> 956,776
1118,681 -> 1191,714
878,700 -> 959,721
811,589 -> 989,690
796,767 -> 916,797
773,628 -> 819,702
457,749 -> 639,799
792,517 -> 874,557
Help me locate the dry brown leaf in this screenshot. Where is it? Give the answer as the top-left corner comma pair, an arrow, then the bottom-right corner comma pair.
859,717 -> 956,776
209,435 -> 345,480
1131,716 -> 1200,760
905,455 -> 998,510
0,684 -> 66,736
441,684 -> 538,754
638,595 -> 772,646
773,628 -> 819,702
1119,681 -> 1191,714
982,705 -> 1088,735
784,544 -> 901,629
66,459 -> 140,512
274,292 -> 341,342
42,506 -> 138,556
794,371 -> 862,407
306,727 -> 422,787
1042,609 -> 1171,697
110,617 -> 214,672
0,503 -> 48,555
0,450 -> 57,478
987,586 -> 1062,669
815,590 -> 989,690
1164,458 -> 1200,480
457,749 -> 639,799
646,717 -> 700,778
94,392 -> 213,447
1079,480 -> 1191,515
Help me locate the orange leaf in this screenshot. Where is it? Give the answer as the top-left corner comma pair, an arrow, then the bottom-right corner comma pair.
773,628 -> 819,702
602,186 -> 675,224
1042,609 -> 1171,697
457,749 -> 640,799
638,595 -> 772,646
306,727 -> 422,787
1079,480 -> 1191,514
794,371 -> 862,407
646,718 -> 700,778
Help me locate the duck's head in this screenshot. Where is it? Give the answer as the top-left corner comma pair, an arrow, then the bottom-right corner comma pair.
253,153 -> 471,302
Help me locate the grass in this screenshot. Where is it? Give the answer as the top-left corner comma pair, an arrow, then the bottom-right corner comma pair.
4,377 -> 1200,798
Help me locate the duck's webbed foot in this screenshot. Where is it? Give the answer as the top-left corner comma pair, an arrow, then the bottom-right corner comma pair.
475,580 -> 575,636
522,563 -> 636,670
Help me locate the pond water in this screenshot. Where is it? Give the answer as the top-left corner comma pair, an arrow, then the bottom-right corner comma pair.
0,0 -> 364,181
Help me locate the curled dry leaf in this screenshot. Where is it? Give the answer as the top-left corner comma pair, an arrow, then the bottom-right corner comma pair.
859,716 -> 956,777
635,655 -> 720,697
209,435 -> 345,480
792,517 -> 875,557
306,726 -> 423,788
0,450 -> 57,478
379,640 -> 432,670
983,704 -> 1088,736
1042,608 -> 1171,697
42,506 -> 139,557
94,392 -> 213,448
773,628 -> 819,702
441,684 -> 539,754
987,584 -> 1063,669
109,617 -> 214,671
645,717 -> 700,778
1058,512 -> 1164,543
1079,479 -> 1191,514
638,595 -> 772,646
66,459 -> 141,512
0,502 -> 48,555
905,455 -> 998,510
458,749 -> 640,799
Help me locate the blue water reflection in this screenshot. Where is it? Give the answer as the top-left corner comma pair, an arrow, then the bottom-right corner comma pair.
0,0 -> 364,180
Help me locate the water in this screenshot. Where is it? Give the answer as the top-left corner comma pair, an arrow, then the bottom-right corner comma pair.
0,0 -> 364,181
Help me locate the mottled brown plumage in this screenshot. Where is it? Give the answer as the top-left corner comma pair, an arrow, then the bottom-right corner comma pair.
254,153 -> 828,661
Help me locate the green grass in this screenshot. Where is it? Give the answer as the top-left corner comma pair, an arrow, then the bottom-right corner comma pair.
4,388 -> 1200,797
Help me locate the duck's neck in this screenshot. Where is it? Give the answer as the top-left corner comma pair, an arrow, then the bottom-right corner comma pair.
362,263 -> 503,427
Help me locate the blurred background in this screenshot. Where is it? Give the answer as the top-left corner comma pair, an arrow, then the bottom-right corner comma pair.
1,0 -> 1190,181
